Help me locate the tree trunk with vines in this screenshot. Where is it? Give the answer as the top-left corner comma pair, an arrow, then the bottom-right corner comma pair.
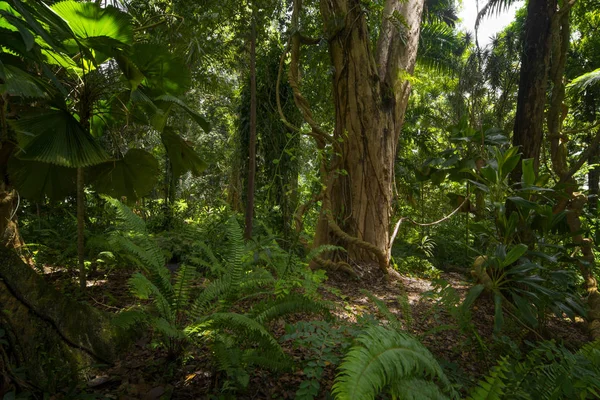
547,7 -> 600,339
309,0 -> 424,273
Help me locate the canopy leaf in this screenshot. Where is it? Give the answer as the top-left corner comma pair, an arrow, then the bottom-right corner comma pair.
90,149 -> 159,201
161,128 -> 207,179
13,109 -> 109,167
8,158 -> 76,201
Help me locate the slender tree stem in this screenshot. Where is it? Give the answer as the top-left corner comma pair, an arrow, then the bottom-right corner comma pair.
77,167 -> 85,290
244,13 -> 257,241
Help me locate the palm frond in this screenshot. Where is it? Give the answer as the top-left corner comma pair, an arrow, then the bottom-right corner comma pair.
567,68 -> 600,92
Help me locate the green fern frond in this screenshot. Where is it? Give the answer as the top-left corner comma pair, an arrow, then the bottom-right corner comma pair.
112,309 -> 148,330
467,357 -> 508,400
243,348 -> 292,372
306,244 -> 346,262
226,217 -> 246,290
153,317 -> 187,340
189,276 -> 231,320
238,268 -> 275,293
332,325 -> 453,400
197,241 -> 223,272
206,312 -> 284,356
129,272 -> 173,322
103,196 -> 147,233
391,378 -> 451,400
172,264 -> 196,317
361,289 -> 403,331
254,294 -> 331,324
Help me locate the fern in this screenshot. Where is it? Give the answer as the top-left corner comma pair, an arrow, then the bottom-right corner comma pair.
129,272 -> 173,322
225,217 -> 246,291
332,325 -> 456,400
172,264 -> 196,318
467,357 -> 508,400
254,294 -> 331,324
361,289 -> 403,331
203,312 -> 285,355
391,378 -> 452,400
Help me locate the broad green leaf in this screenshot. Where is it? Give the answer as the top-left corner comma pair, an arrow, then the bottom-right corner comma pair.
13,109 -> 109,167
0,10 -> 34,50
507,196 -> 538,211
51,1 -> 132,45
521,158 -> 535,186
462,284 -> 485,311
0,64 -> 46,98
90,149 -> 159,201
480,165 -> 497,184
8,158 -> 76,200
502,244 -> 528,267
512,293 -> 538,328
493,293 -> 504,332
155,94 -> 211,133
129,44 -> 191,96
161,127 -> 207,179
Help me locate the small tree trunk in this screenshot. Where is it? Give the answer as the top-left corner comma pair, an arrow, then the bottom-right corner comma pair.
244,15 -> 257,241
510,0 -> 557,182
589,144 -> 599,214
76,167 -> 86,290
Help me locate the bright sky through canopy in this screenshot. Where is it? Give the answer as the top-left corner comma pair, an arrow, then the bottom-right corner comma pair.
459,1 -> 525,46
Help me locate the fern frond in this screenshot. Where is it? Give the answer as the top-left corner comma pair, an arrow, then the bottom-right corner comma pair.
332,325 -> 453,400
172,264 -> 196,317
129,272 -> 173,322
197,241 -> 223,272
305,244 -> 346,262
391,378 -> 451,400
112,309 -> 148,330
361,289 -> 403,331
103,195 -> 147,233
189,276 -> 231,320
254,294 -> 331,324
206,312 -> 284,356
226,217 -> 245,290
467,357 -> 508,400
238,268 -> 275,293
243,348 -> 292,371
153,317 -> 187,340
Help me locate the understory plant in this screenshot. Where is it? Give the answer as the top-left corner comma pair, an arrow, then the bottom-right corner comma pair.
107,198 -> 329,391
468,340 -> 600,399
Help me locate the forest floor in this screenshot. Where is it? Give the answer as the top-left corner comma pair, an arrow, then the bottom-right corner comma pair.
44,264 -> 590,399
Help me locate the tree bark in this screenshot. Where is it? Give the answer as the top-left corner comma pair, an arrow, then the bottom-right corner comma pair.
244,15 -> 257,241
546,7 -> 600,339
0,247 -> 120,392
310,0 -> 424,272
510,0 -> 557,183
77,167 -> 86,289
589,143 -> 599,214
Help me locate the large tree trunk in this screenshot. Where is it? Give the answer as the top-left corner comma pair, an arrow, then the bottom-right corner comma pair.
310,0 -> 424,273
510,0 -> 557,182
546,7 -> 600,339
0,247 -> 120,393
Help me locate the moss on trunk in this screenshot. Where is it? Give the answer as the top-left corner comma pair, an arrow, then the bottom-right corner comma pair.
0,247 -> 122,391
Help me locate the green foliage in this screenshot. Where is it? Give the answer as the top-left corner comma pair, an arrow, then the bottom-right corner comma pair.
332,325 -> 458,400
468,341 -> 600,400
282,320 -> 357,400
465,244 -> 585,333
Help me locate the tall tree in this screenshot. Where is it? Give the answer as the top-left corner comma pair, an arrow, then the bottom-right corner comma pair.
510,0 -> 557,181
286,0 -> 425,275
244,13 -> 258,240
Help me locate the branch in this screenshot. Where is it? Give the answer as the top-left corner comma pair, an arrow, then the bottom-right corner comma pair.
389,194 -> 470,250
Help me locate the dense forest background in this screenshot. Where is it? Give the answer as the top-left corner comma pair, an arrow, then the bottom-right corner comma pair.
1,0 -> 600,398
